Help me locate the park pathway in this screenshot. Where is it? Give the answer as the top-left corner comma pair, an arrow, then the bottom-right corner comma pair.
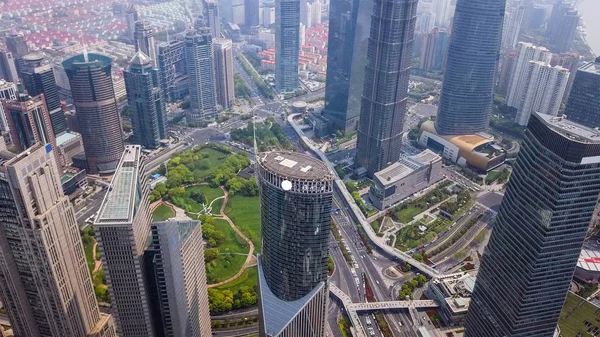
208,186 -> 257,288
92,241 -> 102,273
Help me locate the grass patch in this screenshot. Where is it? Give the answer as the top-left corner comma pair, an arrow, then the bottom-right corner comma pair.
395,206 -> 425,223
152,204 -> 175,222
559,292 -> 600,337
371,220 -> 381,233
215,266 -> 258,294
395,218 -> 452,252
182,185 -> 224,213
206,219 -> 249,283
188,148 -> 230,180
226,195 -> 261,252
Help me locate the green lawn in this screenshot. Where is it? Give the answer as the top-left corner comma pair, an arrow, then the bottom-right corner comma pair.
83,239 -> 95,273
215,266 -> 258,293
182,185 -> 224,213
559,292 -> 600,337
206,219 -> 250,283
394,206 -> 426,223
152,204 -> 175,222
191,148 -> 230,180
226,195 -> 261,252
211,198 -> 224,214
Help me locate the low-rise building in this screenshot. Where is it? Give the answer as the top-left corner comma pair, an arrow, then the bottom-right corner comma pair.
369,149 -> 444,210
427,272 -> 476,326
419,120 -> 506,172
56,131 -> 84,167
575,244 -> 600,283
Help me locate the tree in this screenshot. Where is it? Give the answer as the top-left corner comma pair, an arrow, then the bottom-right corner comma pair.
226,177 -> 243,195
345,181 -> 358,193
190,191 -> 206,204
208,289 -> 234,313
416,274 -> 427,287
204,248 -> 219,263
413,253 -> 424,262
168,187 -> 186,199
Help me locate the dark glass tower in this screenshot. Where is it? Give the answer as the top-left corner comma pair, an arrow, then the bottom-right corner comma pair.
20,53 -> 67,135
323,0 -> 373,133
564,57 -> 600,129
435,0 -> 506,136
245,0 -> 260,27
355,0 -> 418,177
185,28 -> 217,123
63,53 -> 124,174
465,113 -> 600,336
124,51 -> 167,149
546,1 -> 579,54
275,0 -> 300,92
257,152 -> 333,337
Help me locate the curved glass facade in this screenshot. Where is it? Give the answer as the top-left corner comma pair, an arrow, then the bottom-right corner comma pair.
435,0 -> 506,136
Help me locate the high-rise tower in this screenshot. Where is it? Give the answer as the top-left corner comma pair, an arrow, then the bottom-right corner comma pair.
5,29 -> 28,75
257,152 -> 333,337
245,0 -> 260,27
275,0 -> 300,92
506,42 -> 552,109
126,5 -> 139,43
204,0 -> 221,38
213,39 -> 235,109
323,0 -> 373,132
134,21 -> 157,68
94,145 -> 156,337
157,40 -> 187,102
0,143 -> 116,337
63,53 -> 124,174
0,50 -> 19,83
546,1 -> 579,53
20,53 -> 67,134
465,113 -> 600,336
564,58 -> 600,129
185,28 -> 217,123
355,0 -> 418,177
435,0 -> 506,135
124,51 -> 167,149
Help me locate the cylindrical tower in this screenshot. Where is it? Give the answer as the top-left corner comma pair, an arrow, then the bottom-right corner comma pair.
257,151 -> 334,301
62,53 -> 124,174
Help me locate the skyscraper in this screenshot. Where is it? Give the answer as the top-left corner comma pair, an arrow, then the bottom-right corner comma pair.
5,29 -> 28,75
0,80 -> 17,133
94,145 -> 156,337
0,143 -> 116,337
134,21 -> 157,68
0,50 -> 19,83
20,53 -> 67,134
506,42 -> 552,109
323,0 -> 373,132
355,0 -> 418,177
415,10 -> 435,34
431,28 -> 448,73
257,151 -> 333,337
420,27 -> 439,72
514,61 -> 569,126
564,58 -> 600,129
204,0 -> 221,38
146,220 -> 212,337
465,112 -> 600,336
124,51 -> 167,149
213,39 -> 235,109
275,0 -> 300,92
157,40 -> 187,102
501,4 -> 525,50
245,0 -> 260,27
546,1 -> 579,54
435,0 -> 506,136
126,5 -> 139,42
63,53 -> 124,174
185,28 -> 218,123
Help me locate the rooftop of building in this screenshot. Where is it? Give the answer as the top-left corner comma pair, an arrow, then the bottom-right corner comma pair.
259,151 -> 332,181
55,131 -> 79,146
374,150 -> 441,186
577,243 -> 600,272
96,146 -> 142,224
536,113 -> 600,143
62,52 -> 112,70
421,120 -> 495,153
579,60 -> 600,75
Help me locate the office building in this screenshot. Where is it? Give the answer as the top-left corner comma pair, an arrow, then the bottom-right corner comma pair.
514,61 -> 569,126
546,1 -> 579,53
146,220 -> 212,337
126,5 -> 139,42
0,80 -> 17,133
185,28 -> 217,123
5,29 -> 28,75
213,39 -> 235,109
416,11 -> 435,35
564,58 -> 600,128
134,21 -> 157,68
3,93 -> 62,173
124,51 -> 167,149
465,113 -> 600,336
435,0 -> 506,136
433,0 -> 452,28
502,4 -> 525,50
506,42 -> 552,110
63,53 -> 124,174
323,0 -> 373,132
420,27 -> 439,72
56,131 -> 85,167
432,28 -> 449,73
0,143 -> 116,337
204,0 -> 221,38
355,0 -> 417,177
246,0 -> 260,27
262,5 -> 276,27
275,0 -> 300,92
300,0 -> 311,29
311,1 -> 322,27
157,40 -> 187,102
497,49 -> 518,95
94,145 -> 156,337
20,53 -> 67,134
0,50 -> 19,83
232,0 -> 246,25
257,151 -> 333,337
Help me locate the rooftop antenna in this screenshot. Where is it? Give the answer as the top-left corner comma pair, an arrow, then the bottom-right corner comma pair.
79,30 -> 89,62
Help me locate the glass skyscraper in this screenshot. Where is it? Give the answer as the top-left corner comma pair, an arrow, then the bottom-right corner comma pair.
355,0 -> 418,177
257,152 -> 333,337
465,113 -> 600,336
323,0 -> 373,133
564,58 -> 600,129
275,0 -> 300,92
185,28 -> 217,123
435,0 -> 506,135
